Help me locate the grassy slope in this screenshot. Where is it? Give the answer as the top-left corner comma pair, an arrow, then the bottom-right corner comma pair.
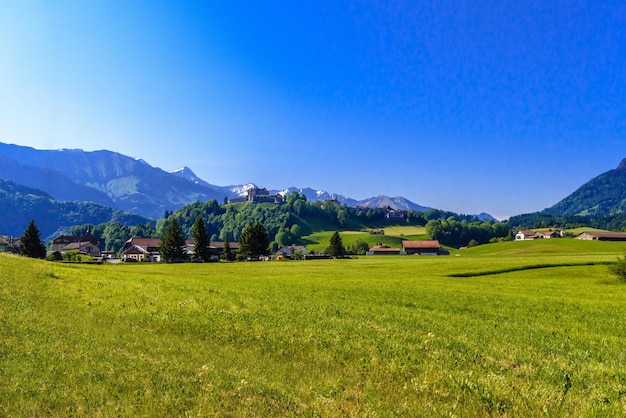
2,245 -> 626,416
303,225 -> 429,251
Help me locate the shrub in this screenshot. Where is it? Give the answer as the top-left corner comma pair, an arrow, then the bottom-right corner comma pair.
608,252 -> 626,282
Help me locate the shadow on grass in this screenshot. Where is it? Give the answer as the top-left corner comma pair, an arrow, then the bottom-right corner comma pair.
448,261 -> 611,278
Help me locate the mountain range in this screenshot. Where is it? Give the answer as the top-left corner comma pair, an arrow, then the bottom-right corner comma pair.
170,166 -> 433,213
0,142 -> 447,222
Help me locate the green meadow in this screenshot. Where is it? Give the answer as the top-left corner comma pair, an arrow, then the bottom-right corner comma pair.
2,239 -> 626,416
304,225 -> 429,252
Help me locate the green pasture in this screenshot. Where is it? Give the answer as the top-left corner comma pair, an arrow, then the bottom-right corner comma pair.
375,225 -> 427,237
2,241 -> 626,416
303,226 -> 429,252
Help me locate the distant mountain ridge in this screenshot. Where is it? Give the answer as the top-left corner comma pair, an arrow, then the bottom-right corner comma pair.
0,143 -> 224,219
0,142 -> 494,221
172,166 -> 434,212
543,158 -> 626,217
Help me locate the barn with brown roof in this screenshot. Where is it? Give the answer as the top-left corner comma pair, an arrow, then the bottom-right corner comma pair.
402,240 -> 449,255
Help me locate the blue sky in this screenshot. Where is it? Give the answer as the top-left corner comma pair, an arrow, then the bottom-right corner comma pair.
1,1 -> 625,219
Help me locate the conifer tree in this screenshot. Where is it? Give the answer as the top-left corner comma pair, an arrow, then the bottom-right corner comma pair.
328,231 -> 345,258
158,218 -> 186,262
222,237 -> 234,261
239,221 -> 270,260
21,220 -> 47,259
191,216 -> 211,262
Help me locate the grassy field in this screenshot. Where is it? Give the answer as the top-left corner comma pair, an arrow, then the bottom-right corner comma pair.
303,225 -> 429,252
2,240 -> 626,416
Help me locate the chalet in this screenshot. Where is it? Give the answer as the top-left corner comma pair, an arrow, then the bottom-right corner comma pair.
366,245 -> 405,255
402,240 -> 448,255
119,237 -> 162,262
0,236 -> 8,252
275,245 -> 307,259
515,230 -> 538,241
385,207 -> 405,220
52,228 -> 101,257
573,231 -> 626,241
540,231 -> 562,239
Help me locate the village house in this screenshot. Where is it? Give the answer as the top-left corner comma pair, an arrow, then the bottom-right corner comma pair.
207,241 -> 239,259
385,207 -> 405,220
119,238 -> 240,262
540,230 -> 562,239
366,245 -> 405,255
275,245 -> 307,259
52,228 -> 101,257
515,229 -> 563,240
515,230 -> 538,240
119,237 -> 162,262
0,235 -> 9,252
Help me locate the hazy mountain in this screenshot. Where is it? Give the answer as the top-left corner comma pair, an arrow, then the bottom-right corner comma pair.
0,179 -> 150,239
543,158 -> 626,217
355,195 -> 430,212
0,154 -> 115,207
0,143 -> 224,219
475,212 -> 499,222
272,187 -> 358,206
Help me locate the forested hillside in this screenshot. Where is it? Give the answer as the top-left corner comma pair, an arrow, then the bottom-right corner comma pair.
544,158 -> 626,217
0,179 -> 151,239
69,192 -> 510,252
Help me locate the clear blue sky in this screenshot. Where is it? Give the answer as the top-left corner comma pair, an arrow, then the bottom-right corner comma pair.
1,1 -> 625,219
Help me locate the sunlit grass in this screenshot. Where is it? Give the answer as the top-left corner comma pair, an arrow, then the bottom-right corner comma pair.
2,244 -> 626,416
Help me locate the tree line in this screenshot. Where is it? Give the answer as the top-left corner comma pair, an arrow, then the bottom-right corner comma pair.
508,212 -> 626,232
30,191 -> 513,256
426,218 -> 511,248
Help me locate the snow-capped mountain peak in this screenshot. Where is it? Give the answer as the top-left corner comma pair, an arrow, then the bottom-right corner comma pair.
229,183 -> 257,197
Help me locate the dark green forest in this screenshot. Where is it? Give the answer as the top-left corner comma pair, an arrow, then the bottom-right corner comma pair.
0,179 -> 150,239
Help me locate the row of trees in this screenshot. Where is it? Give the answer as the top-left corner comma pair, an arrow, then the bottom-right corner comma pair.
158,217 -> 354,263
158,218 -> 271,263
426,218 -> 511,247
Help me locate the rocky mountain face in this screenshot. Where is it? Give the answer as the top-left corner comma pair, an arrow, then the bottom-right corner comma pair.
544,158 -> 626,217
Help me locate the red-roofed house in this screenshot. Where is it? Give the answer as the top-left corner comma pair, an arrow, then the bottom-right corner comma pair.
515,230 -> 538,240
